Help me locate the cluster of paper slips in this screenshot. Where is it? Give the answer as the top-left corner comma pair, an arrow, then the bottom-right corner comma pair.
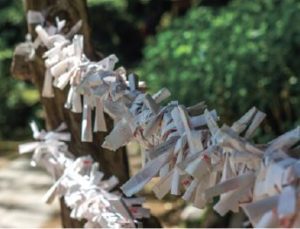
19,121 -> 149,228
15,10 -> 300,228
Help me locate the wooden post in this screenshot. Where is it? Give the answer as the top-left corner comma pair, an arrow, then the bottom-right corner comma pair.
13,0 -> 130,227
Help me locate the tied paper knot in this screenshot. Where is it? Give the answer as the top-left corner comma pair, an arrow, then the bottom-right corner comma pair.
18,121 -> 72,179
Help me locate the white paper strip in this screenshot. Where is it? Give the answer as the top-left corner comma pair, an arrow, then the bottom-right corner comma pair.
81,95 -> 93,142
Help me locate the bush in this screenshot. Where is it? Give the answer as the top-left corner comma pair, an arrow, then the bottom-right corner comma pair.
140,0 -> 300,140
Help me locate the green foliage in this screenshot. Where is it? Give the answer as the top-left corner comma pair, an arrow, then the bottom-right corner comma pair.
141,0 -> 300,140
88,0 -> 127,9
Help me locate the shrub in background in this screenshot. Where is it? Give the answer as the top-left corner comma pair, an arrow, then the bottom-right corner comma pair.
141,0 -> 300,140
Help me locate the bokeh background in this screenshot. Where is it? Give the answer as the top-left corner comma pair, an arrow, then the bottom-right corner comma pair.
0,0 -> 300,227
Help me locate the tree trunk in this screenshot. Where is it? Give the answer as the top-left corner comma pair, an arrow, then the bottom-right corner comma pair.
17,0 -> 130,227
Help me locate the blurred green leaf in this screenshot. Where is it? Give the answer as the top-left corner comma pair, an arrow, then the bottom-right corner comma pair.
140,0 -> 300,140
